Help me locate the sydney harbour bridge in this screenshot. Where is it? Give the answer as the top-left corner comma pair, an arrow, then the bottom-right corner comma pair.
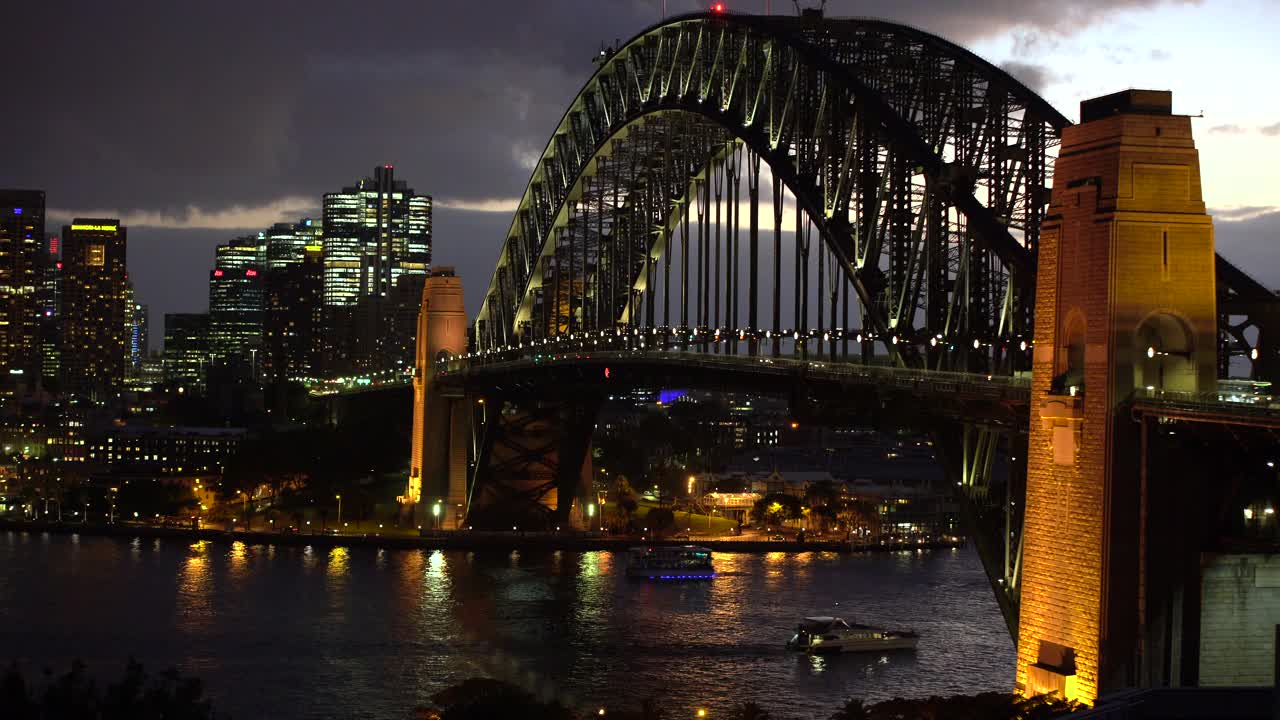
348,7 -> 1280,704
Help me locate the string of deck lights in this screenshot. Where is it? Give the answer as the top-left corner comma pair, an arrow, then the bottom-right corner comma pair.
437,326 -> 1037,366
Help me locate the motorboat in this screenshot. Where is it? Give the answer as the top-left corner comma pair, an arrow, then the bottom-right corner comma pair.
626,545 -> 715,580
785,616 -> 918,654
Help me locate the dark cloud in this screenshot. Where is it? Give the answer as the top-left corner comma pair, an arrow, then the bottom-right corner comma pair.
1209,124 -> 1246,135
2,0 -> 1203,321
1261,122 -> 1280,137
1216,207 -> 1280,292
998,61 -> 1059,92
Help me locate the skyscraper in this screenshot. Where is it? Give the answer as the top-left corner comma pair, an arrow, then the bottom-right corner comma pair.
263,245 -> 323,382
208,235 -> 265,370
162,313 -> 210,390
322,166 -> 431,375
129,298 -> 148,377
0,190 -> 45,398
60,219 -> 128,400
265,217 -> 322,272
36,234 -> 61,386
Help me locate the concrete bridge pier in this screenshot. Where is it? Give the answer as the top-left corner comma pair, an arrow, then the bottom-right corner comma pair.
405,267 -> 470,529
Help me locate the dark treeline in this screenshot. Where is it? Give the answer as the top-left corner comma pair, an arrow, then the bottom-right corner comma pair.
0,665 -> 1078,720
417,678 -> 1081,720
1,660 -> 220,720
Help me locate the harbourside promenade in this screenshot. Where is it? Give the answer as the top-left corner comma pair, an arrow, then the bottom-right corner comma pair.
0,519 -> 964,554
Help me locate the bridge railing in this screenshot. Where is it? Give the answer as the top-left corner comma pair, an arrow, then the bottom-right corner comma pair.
439,344 -> 1031,401
1131,385 -> 1280,420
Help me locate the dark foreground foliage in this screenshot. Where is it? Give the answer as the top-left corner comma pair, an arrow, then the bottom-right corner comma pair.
0,659 -> 221,720
416,678 -> 1081,720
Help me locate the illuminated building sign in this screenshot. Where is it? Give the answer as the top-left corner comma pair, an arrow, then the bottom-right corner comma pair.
213,269 -> 224,277
245,269 -> 258,277
658,389 -> 687,404
70,224 -> 117,232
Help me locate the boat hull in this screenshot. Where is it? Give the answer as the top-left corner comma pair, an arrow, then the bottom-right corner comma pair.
625,568 -> 716,580
804,636 -> 918,654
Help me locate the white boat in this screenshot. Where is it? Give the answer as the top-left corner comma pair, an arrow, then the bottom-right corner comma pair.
626,545 -> 715,580
785,616 -> 919,654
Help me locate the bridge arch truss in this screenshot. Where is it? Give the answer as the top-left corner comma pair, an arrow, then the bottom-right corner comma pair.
474,12 -> 1068,373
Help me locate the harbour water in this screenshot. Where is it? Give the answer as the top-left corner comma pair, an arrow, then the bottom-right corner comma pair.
0,531 -> 1014,718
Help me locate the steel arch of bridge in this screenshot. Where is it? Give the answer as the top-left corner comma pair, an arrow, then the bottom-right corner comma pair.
475,11 -> 1069,373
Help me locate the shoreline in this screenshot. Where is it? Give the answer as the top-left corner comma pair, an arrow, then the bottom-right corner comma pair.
0,519 -> 965,554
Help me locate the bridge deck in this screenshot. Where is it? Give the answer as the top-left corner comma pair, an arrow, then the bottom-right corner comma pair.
445,349 -> 1030,398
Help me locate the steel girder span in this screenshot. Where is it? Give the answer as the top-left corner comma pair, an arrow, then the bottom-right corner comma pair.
473,11 -> 1066,374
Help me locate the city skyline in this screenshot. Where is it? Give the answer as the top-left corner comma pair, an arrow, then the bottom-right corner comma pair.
4,0 -> 1277,325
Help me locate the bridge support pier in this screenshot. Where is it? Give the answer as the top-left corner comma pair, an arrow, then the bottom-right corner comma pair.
1016,91 -> 1218,705
406,268 -> 470,529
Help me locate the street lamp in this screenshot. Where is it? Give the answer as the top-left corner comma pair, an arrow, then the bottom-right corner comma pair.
335,494 -> 342,530
432,501 -> 442,529
239,490 -> 249,529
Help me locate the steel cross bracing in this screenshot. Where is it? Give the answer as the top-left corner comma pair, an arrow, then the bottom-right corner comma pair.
474,12 -> 1066,375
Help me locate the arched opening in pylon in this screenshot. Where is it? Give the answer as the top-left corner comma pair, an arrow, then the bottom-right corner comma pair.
1135,312 -> 1196,392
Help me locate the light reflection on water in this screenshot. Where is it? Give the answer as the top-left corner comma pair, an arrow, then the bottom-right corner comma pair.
0,533 -> 1013,720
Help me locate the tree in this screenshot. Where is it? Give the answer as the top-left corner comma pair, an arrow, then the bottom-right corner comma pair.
1,659 -> 219,720
645,507 -> 676,536
828,698 -> 868,720
752,493 -> 803,526
429,678 -> 575,720
804,480 -> 842,531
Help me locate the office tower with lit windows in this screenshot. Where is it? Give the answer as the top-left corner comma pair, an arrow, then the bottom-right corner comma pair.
0,190 -> 45,398
129,298 -> 148,377
265,217 -> 322,271
207,235 -> 265,370
36,234 -> 61,386
321,165 -> 431,375
263,245 -> 323,382
162,313 -> 210,389
60,219 -> 128,400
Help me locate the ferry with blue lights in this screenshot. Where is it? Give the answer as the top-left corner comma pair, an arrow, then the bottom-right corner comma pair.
625,546 -> 715,580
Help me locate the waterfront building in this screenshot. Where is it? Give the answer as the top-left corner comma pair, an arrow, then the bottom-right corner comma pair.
0,190 -> 45,398
322,166 -> 431,376
208,235 -> 265,370
90,425 -> 246,475
60,219 -> 128,401
162,313 -> 210,390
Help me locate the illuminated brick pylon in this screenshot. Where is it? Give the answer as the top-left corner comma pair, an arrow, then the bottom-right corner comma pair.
405,267 -> 470,529
1017,90 -> 1217,704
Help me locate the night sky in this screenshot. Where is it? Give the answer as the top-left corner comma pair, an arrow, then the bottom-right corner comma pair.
5,0 -> 1278,333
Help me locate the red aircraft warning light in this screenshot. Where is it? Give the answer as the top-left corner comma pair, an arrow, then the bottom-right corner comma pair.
711,3 -> 726,12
